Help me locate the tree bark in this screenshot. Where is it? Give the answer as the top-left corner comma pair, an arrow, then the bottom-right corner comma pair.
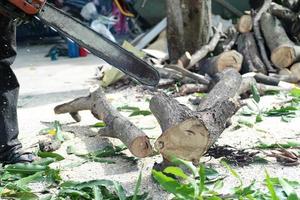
197,50 -> 243,76
166,0 -> 212,63
253,0 -> 276,72
261,12 -> 300,68
237,32 -> 267,74
54,86 -> 153,158
149,69 -> 242,163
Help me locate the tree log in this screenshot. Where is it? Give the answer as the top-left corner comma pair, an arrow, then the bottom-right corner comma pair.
253,0 -> 276,72
54,86 -> 153,158
290,62 -> 300,81
166,0 -> 212,62
178,84 -> 208,96
188,23 -> 223,68
149,69 -> 242,163
270,2 -> 300,44
261,12 -> 300,68
237,15 -> 253,33
197,50 -> 243,76
237,33 -> 267,74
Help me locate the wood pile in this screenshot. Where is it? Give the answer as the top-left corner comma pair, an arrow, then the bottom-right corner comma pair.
54,0 -> 300,168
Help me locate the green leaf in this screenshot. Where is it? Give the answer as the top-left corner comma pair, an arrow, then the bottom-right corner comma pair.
265,170 -> 280,200
129,110 -> 152,117
238,119 -> 254,128
92,121 -> 106,128
113,181 -> 126,200
278,178 -> 298,197
264,90 -> 280,96
256,115 -> 263,123
199,164 -> 205,194
290,88 -> 300,97
132,169 -> 143,200
33,157 -> 56,166
282,115 -> 293,123
59,189 -> 90,199
5,163 -> 48,175
256,141 -> 300,149
288,193 -> 299,200
117,105 -> 140,112
93,186 -> 103,200
251,83 -> 260,103
164,167 -> 188,180
221,161 -> 242,186
152,170 -> 194,199
54,120 -> 64,142
37,151 -> 64,161
264,106 -> 297,117
170,156 -> 198,177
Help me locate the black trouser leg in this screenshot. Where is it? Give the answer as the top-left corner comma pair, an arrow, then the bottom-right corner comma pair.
0,17 -> 22,160
0,65 -> 22,160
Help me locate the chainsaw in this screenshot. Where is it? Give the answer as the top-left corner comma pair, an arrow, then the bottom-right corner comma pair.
0,0 -> 160,86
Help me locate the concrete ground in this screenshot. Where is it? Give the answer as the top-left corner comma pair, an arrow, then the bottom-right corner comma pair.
12,44 -> 300,199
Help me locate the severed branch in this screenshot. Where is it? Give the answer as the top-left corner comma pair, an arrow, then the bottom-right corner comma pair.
150,69 -> 242,164
165,64 -> 210,85
188,23 -> 223,69
252,0 -> 276,73
54,85 -> 153,158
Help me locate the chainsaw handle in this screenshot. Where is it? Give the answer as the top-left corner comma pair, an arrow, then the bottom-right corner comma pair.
9,0 -> 46,15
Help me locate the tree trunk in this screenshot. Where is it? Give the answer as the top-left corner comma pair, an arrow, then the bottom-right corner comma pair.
261,12 -> 300,68
166,0 -> 212,63
197,50 -> 243,76
149,69 -> 241,163
237,32 -> 267,74
54,86 -> 153,158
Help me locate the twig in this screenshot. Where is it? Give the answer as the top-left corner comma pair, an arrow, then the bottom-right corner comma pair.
165,64 -> 210,85
252,0 -> 277,72
188,23 -> 223,68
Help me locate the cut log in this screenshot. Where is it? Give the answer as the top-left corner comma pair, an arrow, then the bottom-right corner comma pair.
166,0 -> 212,62
178,84 -> 208,96
270,2 -> 300,44
261,12 -> 300,68
290,63 -> 300,81
54,86 -> 153,158
252,0 -> 276,72
236,15 -> 253,33
237,33 -> 267,74
150,69 -> 242,163
198,50 -> 243,76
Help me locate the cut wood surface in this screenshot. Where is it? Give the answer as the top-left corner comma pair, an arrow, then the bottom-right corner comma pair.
237,33 -> 267,74
150,69 -> 241,163
54,86 -> 153,158
236,15 -> 253,33
290,62 -> 300,81
179,83 -> 208,96
198,50 -> 243,76
261,12 -> 300,68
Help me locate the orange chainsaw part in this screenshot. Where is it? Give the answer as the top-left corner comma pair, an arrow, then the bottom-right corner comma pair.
8,0 -> 46,15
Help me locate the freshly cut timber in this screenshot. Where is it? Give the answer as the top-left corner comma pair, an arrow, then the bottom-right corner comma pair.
197,50 -> 243,76
236,15 -> 253,33
150,69 -> 241,163
290,63 -> 300,81
54,86 -> 153,158
261,12 -> 300,68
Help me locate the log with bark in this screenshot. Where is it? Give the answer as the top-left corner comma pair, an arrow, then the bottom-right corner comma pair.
197,50 -> 243,76
54,86 -> 153,158
237,32 -> 267,74
261,12 -> 300,68
149,69 -> 242,164
252,0 -> 276,72
166,0 -> 212,62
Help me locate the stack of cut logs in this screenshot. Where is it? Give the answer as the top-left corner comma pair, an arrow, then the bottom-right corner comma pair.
53,0 -> 300,168
156,0 -> 300,97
